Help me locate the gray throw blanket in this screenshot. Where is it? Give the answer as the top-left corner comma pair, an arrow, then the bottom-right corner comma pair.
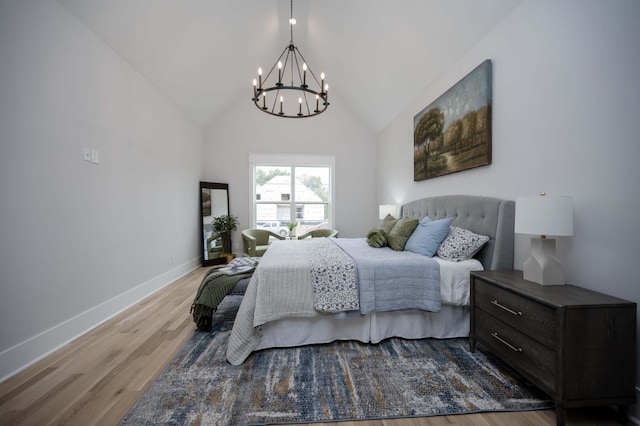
190,267 -> 255,331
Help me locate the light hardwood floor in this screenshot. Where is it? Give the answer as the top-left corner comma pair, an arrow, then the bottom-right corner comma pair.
0,267 -> 624,425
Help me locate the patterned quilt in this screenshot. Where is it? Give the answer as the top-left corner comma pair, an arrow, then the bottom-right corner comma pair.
306,239 -> 359,312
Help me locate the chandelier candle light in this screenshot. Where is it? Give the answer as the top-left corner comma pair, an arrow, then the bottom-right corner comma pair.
252,0 -> 329,118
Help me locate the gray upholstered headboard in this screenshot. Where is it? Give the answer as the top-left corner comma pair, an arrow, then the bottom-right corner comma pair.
401,195 -> 515,270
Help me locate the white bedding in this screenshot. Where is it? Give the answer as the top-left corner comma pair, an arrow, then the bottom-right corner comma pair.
434,257 -> 480,305
254,257 -> 481,351
226,243 -> 482,365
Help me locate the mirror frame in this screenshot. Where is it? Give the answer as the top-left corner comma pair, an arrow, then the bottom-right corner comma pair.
200,181 -> 230,267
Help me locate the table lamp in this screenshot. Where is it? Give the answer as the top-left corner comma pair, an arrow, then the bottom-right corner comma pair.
515,192 -> 573,285
379,204 -> 398,220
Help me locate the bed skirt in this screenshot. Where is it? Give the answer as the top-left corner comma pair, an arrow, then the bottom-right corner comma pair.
255,304 -> 469,350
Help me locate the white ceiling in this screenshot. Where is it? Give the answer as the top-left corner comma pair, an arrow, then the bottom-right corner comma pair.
57,0 -> 522,133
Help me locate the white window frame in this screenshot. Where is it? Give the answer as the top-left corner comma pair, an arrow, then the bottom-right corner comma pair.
248,153 -> 335,229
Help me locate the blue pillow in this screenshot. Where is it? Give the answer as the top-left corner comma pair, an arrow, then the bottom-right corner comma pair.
404,217 -> 453,257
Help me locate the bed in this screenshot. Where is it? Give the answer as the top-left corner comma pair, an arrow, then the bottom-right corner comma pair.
227,195 -> 515,365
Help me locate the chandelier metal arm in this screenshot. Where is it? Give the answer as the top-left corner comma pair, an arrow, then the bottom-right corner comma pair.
291,46 -> 322,89
260,46 -> 289,85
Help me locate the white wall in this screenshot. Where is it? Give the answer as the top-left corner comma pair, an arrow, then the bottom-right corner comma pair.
377,0 -> 640,419
205,92 -> 376,253
0,0 -> 205,380
2,1 -> 638,417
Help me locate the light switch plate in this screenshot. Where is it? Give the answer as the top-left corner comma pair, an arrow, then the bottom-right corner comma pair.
83,148 -> 91,161
91,149 -> 100,164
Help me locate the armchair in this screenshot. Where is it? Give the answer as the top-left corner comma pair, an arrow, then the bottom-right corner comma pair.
242,229 -> 285,257
297,228 -> 339,239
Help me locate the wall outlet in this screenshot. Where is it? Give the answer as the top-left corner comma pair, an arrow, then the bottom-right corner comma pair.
91,149 -> 100,164
83,148 -> 91,161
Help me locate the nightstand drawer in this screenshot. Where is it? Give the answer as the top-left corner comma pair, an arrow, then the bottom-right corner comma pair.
475,280 -> 556,349
475,309 -> 556,393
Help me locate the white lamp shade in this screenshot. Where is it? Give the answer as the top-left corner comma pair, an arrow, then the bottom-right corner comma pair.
515,195 -> 573,237
379,204 -> 398,220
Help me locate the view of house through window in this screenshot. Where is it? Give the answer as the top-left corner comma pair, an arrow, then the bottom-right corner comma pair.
252,161 -> 333,237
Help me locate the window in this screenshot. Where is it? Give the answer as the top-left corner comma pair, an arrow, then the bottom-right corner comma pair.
249,154 -> 335,237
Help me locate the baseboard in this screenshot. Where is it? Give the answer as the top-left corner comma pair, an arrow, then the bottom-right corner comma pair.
0,257 -> 201,383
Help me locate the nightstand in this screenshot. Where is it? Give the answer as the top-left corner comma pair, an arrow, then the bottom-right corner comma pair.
470,270 -> 636,426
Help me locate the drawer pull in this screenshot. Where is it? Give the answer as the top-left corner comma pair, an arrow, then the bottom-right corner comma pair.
491,299 -> 522,316
491,332 -> 522,353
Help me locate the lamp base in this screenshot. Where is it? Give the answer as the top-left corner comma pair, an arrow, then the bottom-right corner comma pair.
523,237 -> 565,285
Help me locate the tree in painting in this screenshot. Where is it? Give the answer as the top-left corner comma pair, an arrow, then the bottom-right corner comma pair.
414,108 -> 444,177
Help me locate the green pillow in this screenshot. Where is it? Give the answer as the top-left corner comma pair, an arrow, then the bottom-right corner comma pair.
366,228 -> 387,248
379,214 -> 398,235
387,217 -> 419,251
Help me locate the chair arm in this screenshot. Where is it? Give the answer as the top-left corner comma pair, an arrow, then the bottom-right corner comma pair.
242,233 -> 257,256
267,231 -> 285,240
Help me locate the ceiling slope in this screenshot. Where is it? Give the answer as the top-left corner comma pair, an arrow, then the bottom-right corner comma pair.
57,0 -> 522,133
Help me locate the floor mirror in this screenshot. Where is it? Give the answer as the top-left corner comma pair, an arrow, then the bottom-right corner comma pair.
200,182 -> 230,266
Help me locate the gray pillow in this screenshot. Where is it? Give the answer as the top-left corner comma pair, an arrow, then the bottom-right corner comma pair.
387,217 -> 419,251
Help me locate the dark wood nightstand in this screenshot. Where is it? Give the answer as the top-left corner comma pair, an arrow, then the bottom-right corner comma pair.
470,270 -> 636,426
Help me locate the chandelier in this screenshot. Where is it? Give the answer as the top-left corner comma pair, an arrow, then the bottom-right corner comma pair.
252,0 -> 329,118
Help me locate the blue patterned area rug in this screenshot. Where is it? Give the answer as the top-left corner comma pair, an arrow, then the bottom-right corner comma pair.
120,296 -> 553,425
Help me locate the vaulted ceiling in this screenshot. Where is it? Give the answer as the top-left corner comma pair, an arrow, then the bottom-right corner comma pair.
57,0 -> 522,133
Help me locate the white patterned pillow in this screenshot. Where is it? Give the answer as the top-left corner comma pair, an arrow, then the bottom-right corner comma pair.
437,226 -> 489,262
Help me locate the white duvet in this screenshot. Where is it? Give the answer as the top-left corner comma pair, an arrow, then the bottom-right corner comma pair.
226,239 -> 482,365
434,256 -> 482,306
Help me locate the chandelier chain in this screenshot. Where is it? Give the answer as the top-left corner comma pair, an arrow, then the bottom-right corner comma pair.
290,0 -> 294,44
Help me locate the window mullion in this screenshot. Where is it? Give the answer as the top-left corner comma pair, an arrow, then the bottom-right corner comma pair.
290,166 -> 296,223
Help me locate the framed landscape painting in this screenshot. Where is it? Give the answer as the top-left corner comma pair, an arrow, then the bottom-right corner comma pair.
414,59 -> 492,181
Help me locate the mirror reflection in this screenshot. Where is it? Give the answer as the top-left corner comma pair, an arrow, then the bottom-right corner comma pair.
200,182 -> 230,266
